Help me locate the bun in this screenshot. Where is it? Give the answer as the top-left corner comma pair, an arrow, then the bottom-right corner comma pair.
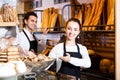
7,47 -> 18,52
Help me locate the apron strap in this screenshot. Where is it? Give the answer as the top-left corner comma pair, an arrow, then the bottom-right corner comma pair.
22,29 -> 30,42
63,42 -> 80,54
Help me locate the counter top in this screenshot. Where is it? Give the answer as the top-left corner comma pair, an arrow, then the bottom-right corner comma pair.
18,71 -> 78,80
18,69 -> 114,80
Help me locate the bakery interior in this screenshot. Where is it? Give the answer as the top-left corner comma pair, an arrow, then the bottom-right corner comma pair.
0,0 -> 120,80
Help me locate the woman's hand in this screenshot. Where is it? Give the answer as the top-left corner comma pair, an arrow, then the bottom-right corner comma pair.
60,53 -> 71,62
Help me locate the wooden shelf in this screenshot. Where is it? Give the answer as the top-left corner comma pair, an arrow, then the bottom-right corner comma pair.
0,22 -> 17,27
84,30 -> 115,33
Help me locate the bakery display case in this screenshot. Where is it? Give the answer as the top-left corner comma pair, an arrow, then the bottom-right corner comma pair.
0,0 -> 116,80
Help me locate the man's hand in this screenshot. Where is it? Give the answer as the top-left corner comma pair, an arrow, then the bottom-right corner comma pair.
60,53 -> 71,62
42,28 -> 49,35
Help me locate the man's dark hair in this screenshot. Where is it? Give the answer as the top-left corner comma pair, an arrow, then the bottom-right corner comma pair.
65,18 -> 82,31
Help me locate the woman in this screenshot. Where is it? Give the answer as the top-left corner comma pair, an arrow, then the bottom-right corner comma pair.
48,18 -> 91,79
18,12 -> 48,54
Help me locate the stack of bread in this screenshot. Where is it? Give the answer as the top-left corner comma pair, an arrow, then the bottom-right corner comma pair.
7,45 -> 21,61
0,37 -> 21,62
0,3 -> 18,23
0,52 -> 8,62
0,38 -> 21,62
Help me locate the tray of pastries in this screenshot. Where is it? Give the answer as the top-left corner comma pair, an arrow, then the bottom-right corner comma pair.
22,53 -> 55,72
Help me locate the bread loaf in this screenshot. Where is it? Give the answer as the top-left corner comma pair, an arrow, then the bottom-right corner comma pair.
91,0 -> 105,30
0,52 -> 7,62
0,15 -> 3,22
7,45 -> 20,61
83,4 -> 92,31
105,8 -> 114,30
49,12 -> 58,31
0,3 -> 18,23
41,8 -> 49,29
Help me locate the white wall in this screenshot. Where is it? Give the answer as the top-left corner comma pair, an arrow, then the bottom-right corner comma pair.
0,0 -> 17,8
115,0 -> 120,79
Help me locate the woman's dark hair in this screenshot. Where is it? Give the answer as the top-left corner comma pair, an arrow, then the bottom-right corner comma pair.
65,18 -> 82,31
65,18 -> 84,44
23,12 -> 38,27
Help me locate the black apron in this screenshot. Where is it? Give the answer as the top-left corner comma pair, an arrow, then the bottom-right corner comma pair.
22,29 -> 38,53
58,42 -> 82,78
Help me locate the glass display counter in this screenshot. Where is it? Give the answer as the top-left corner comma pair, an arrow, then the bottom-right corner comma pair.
18,71 -> 78,80
18,69 -> 114,80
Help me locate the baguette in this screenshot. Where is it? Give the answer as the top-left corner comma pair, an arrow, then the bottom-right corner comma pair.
58,13 -> 63,31
91,0 -> 105,30
105,8 -> 114,30
49,12 -> 58,31
0,15 -> 3,22
41,8 -> 49,29
85,0 -> 98,26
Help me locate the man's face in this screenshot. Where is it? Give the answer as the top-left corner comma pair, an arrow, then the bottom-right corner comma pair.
25,15 -> 37,31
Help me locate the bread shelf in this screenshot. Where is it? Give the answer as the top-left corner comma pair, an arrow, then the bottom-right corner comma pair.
0,22 -> 17,27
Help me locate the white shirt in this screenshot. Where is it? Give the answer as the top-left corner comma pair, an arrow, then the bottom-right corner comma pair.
18,28 -> 46,52
48,43 -> 91,72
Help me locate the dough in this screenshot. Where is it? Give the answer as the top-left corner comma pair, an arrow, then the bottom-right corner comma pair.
15,61 -> 27,74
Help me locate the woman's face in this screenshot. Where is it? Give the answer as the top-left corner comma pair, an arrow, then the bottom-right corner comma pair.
25,15 -> 37,31
65,21 -> 80,41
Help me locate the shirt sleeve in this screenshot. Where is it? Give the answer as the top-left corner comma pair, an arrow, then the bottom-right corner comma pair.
48,45 -> 58,58
48,43 -> 63,58
69,45 -> 91,68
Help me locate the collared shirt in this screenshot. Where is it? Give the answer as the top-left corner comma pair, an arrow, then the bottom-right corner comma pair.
23,28 -> 35,41
18,28 -> 47,53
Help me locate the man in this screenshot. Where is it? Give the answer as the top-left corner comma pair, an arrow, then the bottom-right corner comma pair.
19,12 -> 48,54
